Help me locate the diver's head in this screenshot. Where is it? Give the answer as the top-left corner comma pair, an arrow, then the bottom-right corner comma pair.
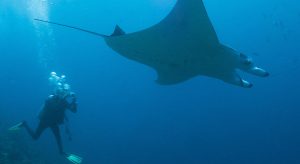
49,72 -> 60,86
49,72 -> 67,87
49,72 -> 72,99
55,84 -> 71,99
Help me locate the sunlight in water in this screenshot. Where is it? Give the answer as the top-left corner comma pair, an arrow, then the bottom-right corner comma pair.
27,0 -> 49,20
27,0 -> 55,71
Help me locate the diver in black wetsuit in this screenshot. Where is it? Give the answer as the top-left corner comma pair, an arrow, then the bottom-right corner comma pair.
9,72 -> 82,164
23,90 -> 77,155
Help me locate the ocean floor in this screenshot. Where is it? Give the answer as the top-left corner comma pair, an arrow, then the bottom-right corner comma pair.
0,126 -> 63,164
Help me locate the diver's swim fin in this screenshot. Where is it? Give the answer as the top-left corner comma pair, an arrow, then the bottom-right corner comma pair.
8,122 -> 25,131
65,153 -> 83,164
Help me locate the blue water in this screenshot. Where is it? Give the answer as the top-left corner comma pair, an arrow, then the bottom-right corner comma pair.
1,0 -> 300,163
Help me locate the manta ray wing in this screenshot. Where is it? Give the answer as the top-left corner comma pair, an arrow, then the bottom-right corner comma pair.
105,0 -> 220,84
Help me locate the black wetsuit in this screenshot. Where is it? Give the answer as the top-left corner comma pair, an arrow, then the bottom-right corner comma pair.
23,94 -> 77,155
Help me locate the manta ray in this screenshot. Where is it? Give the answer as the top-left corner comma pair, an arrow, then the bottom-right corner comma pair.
35,0 -> 269,88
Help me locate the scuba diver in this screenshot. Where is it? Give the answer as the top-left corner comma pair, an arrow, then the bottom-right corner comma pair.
9,72 -> 82,164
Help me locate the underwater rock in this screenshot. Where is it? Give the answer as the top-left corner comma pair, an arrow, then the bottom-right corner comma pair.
0,131 -> 56,164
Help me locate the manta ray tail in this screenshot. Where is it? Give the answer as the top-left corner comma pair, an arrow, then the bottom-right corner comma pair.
34,18 -> 108,37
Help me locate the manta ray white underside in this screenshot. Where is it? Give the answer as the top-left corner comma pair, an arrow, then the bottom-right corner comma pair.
36,0 -> 269,88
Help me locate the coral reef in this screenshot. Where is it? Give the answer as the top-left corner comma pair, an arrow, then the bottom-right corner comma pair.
0,131 -> 49,164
